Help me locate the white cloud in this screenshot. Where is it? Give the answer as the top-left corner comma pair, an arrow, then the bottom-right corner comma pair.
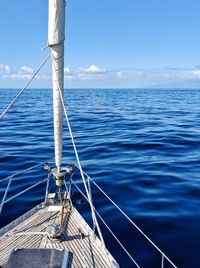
1,63 -> 107,82
159,69 -> 200,79
0,64 -> 34,79
190,70 -> 200,78
0,64 -> 35,80
77,74 -> 92,80
5,65 -> 11,74
0,64 -> 46,80
2,62 -> 200,87
0,64 -> 12,74
3,73 -> 32,80
63,65 -> 107,81
116,70 -> 148,79
19,66 -> 34,74
64,67 -> 75,80
78,65 -> 106,74
116,71 -> 124,79
115,68 -> 200,81
64,67 -> 71,74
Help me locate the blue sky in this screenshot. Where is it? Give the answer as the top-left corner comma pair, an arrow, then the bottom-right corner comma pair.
0,0 -> 200,88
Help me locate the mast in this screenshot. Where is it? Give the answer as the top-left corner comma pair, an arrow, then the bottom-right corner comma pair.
48,0 -> 66,172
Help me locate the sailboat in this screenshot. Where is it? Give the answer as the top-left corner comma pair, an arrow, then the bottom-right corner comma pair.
0,1 -> 178,267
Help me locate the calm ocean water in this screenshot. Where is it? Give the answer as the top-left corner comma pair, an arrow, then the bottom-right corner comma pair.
0,88 -> 200,267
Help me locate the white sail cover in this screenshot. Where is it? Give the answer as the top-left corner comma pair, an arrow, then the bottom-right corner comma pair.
48,0 -> 65,46
48,0 -> 66,170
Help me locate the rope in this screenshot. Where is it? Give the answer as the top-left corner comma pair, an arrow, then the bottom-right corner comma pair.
51,52 -> 175,268
161,254 -> 165,268
72,180 -> 141,268
95,209 -> 141,268
51,53 -> 106,247
75,165 -> 177,268
7,231 -> 48,236
91,179 -> 171,261
0,54 -> 50,119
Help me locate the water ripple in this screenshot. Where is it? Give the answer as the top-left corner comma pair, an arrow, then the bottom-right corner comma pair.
0,88 -> 200,267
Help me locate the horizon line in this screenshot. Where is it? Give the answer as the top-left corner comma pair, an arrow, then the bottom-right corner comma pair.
1,87 -> 200,90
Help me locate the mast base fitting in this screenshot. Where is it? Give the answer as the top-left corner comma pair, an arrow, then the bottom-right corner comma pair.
52,167 -> 71,187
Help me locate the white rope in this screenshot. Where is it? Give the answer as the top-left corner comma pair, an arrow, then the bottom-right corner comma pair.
75,165 -> 177,268
7,231 -> 48,236
161,254 -> 165,268
72,180 -> 141,268
95,209 -> 140,268
51,53 -> 175,268
0,54 -> 50,119
92,178 -> 176,267
51,53 -> 106,247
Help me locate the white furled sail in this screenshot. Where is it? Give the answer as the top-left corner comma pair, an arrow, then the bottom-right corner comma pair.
48,0 -> 66,171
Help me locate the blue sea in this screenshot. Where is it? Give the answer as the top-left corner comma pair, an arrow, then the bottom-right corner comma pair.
0,88 -> 200,268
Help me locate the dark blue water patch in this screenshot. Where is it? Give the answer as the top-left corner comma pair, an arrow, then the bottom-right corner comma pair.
1,88 -> 200,267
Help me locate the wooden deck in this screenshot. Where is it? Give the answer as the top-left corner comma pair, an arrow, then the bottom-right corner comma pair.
0,203 -> 118,268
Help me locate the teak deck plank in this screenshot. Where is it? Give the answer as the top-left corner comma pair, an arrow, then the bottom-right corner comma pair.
0,204 -> 117,267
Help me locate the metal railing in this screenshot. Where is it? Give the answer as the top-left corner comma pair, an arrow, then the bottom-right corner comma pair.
0,164 -> 48,215
0,163 -> 178,268
74,164 -> 178,268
